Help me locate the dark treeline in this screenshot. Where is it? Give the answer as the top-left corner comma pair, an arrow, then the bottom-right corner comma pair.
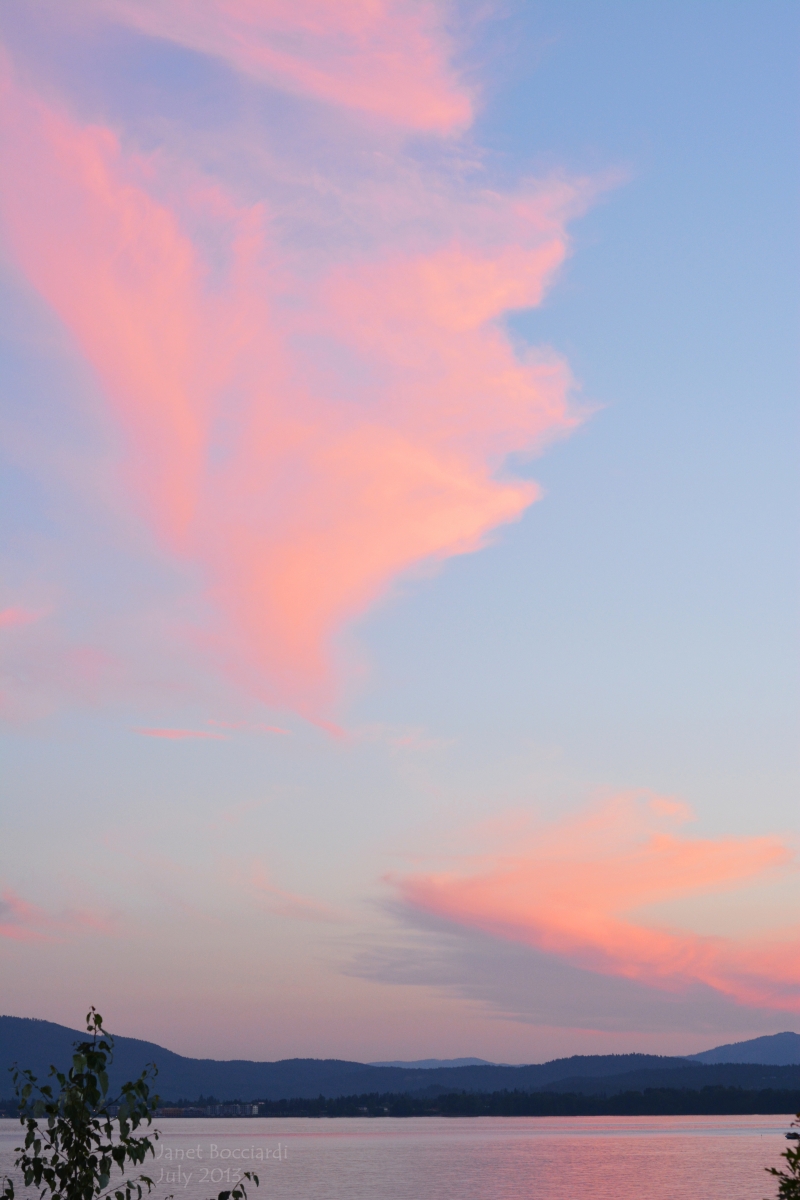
259,1086 -> 800,1118
4,1085 -> 800,1120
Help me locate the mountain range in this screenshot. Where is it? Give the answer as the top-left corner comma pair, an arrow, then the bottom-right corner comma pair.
1,1017 -> 798,1103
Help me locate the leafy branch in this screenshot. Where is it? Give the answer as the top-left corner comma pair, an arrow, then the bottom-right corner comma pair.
766,1115 -> 800,1199
0,1009 -> 258,1200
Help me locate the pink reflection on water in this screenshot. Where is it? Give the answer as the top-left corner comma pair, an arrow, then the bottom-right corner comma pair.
2,1115 -> 788,1200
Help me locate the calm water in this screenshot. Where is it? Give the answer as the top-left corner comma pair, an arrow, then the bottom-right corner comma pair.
1,1114 -> 794,1200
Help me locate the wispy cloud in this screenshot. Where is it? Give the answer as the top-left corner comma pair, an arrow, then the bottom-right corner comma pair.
0,606 -> 44,629
0,887 -> 113,942
207,719 -> 290,735
348,913 -> 791,1036
135,727 -> 227,740
354,723 -> 455,752
0,37 -> 596,718
88,0 -> 473,131
390,793 -> 800,1013
0,609 -> 118,722
209,797 -> 270,830
249,864 -> 344,923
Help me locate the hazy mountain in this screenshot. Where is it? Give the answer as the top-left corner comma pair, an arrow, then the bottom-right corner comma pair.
369,1058 -> 495,1069
2,1016 -> 798,1103
687,1032 -> 800,1065
0,1018 -> 689,1100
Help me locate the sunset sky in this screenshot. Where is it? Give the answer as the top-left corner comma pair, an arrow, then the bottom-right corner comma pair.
1,1 -> 798,1064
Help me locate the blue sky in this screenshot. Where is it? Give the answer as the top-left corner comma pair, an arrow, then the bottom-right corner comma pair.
0,1 -> 797,1062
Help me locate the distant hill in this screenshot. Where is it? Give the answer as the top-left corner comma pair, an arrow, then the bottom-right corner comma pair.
0,1018 -> 689,1100
369,1058 -> 495,1069
530,1061 -> 800,1096
1,1016 -> 798,1104
687,1032 -> 800,1065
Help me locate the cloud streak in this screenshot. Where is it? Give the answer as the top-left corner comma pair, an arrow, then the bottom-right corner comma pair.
249,864 -> 344,923
391,793 -> 800,1013
0,887 -> 112,942
0,607 -> 44,630
89,0 -> 473,131
0,603 -> 118,722
135,727 -> 227,740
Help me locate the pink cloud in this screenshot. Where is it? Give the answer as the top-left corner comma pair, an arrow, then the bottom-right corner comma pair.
392,793 -> 800,1013
135,727 -> 227,740
209,797 -> 270,829
0,887 -> 112,942
0,607 -> 43,630
250,864 -> 343,923
0,56 -> 592,716
356,722 -> 453,751
90,0 -> 472,132
0,614 -> 119,722
0,891 -> 50,943
207,719 -> 290,735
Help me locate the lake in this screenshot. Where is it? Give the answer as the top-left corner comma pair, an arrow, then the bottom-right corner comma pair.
1,1114 -> 795,1199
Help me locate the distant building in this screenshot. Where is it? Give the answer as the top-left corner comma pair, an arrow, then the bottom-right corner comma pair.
201,1104 -> 260,1117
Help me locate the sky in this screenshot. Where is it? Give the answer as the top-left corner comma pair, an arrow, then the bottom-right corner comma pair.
0,1 -> 798,1065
